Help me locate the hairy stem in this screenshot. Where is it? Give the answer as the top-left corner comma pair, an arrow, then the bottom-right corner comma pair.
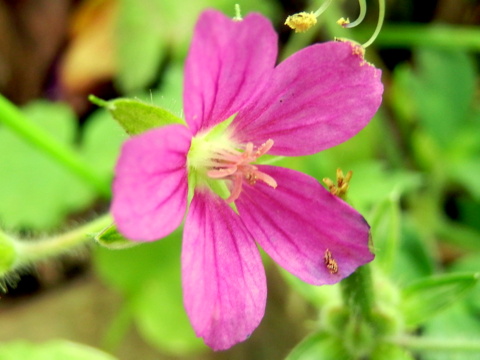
15,214 -> 113,265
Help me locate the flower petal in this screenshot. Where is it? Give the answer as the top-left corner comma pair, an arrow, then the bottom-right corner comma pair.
235,165 -> 374,285
112,125 -> 191,241
183,10 -> 277,135
182,190 -> 266,350
231,41 -> 383,156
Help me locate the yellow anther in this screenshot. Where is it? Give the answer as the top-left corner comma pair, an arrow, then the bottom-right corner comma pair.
324,249 -> 339,274
322,169 -> 353,200
337,17 -> 350,27
284,12 -> 317,33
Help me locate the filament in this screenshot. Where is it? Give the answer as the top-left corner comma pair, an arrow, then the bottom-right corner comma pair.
313,0 -> 333,17
362,0 -> 385,48
343,0 -> 367,28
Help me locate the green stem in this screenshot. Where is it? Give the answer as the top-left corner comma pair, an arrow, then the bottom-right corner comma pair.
14,214 -> 113,265
391,336 -> 480,353
340,265 -> 378,359
0,95 -> 111,198
341,265 -> 375,322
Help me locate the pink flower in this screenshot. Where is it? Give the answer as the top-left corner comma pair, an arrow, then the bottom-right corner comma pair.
112,10 -> 383,350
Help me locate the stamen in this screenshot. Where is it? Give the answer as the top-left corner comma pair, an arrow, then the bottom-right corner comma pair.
324,249 -> 339,274
339,0 -> 367,28
362,0 -> 385,48
255,139 -> 274,157
226,173 -> 243,203
322,168 -> 353,200
203,139 -> 277,203
207,166 -> 237,178
313,0 -> 333,17
285,12 -> 317,33
233,4 -> 242,21
254,171 -> 278,189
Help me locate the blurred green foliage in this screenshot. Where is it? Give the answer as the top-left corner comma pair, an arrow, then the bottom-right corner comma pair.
0,0 -> 480,359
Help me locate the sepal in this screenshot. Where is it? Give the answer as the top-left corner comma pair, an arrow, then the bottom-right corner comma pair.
94,223 -> 139,250
89,95 -> 185,135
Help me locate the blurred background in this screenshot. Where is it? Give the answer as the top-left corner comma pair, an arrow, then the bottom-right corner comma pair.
0,0 -> 479,359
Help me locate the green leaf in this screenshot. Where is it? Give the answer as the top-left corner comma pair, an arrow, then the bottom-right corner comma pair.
449,253 -> 480,313
81,109 -> 126,178
115,0 -> 282,93
348,162 -> 421,213
0,101 -> 94,230
417,255 -> 480,359
93,231 -> 204,355
286,332 -> 349,360
391,219 -> 436,285
94,224 -> 138,250
422,303 -> 480,360
409,48 -> 476,147
133,275 -> 205,355
0,231 -> 16,276
94,230 -> 181,294
89,96 -> 185,135
401,273 -> 479,328
0,340 -> 118,360
371,344 -> 415,360
445,119 -> 480,201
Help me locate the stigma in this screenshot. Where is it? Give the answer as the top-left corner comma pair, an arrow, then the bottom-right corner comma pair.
206,139 -> 277,203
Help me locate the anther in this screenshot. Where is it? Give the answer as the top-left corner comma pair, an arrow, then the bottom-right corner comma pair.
285,0 -> 385,48
324,249 -> 339,274
322,169 -> 353,200
284,12 -> 317,33
338,0 -> 367,29
284,0 -> 332,33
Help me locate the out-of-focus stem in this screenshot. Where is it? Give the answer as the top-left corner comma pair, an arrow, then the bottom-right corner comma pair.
0,95 -> 111,198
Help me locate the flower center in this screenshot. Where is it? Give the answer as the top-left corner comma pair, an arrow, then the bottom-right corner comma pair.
188,133 -> 277,203
207,139 -> 277,203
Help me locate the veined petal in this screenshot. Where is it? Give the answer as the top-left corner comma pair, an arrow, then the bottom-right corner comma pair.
183,10 -> 277,135
112,125 -> 191,241
231,41 -> 383,156
182,190 -> 266,350
236,165 -> 374,285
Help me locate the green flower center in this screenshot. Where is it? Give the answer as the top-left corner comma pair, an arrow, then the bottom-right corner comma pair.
187,119 -> 276,203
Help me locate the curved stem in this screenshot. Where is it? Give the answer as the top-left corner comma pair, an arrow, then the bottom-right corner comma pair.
0,95 -> 111,198
344,0 -> 367,28
362,0 -> 385,48
313,0 -> 333,17
15,214 -> 113,265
